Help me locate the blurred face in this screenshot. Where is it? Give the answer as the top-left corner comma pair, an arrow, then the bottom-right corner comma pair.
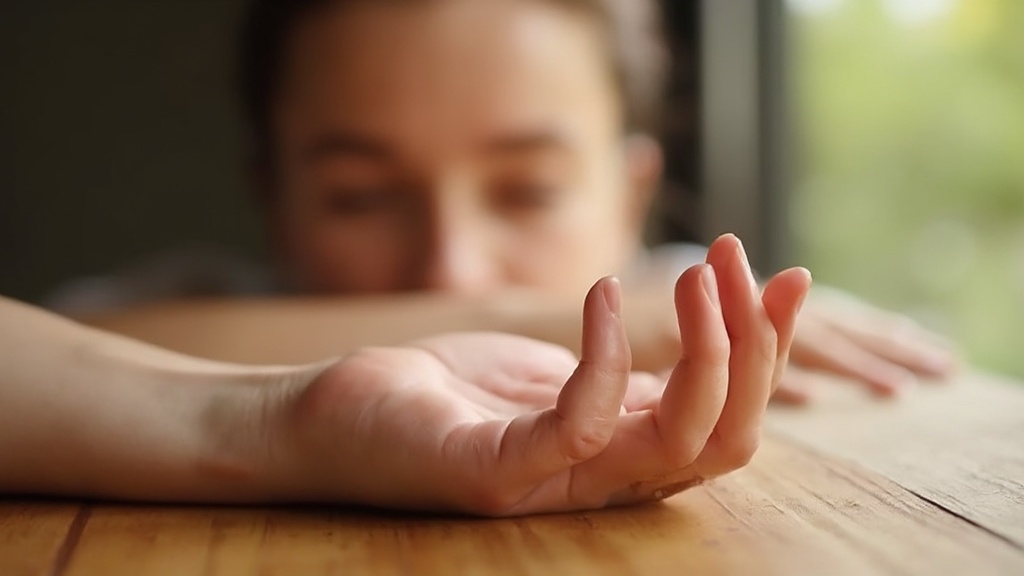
270,0 -> 657,296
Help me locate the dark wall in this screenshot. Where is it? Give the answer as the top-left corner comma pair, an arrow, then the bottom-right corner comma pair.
0,0 -> 261,303
657,0 -> 701,245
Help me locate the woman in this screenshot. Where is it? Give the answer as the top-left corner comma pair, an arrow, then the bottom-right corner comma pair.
65,0 -> 955,403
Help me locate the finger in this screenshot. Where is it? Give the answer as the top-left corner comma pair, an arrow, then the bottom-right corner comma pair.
772,382 -> 813,405
771,367 -> 819,405
790,328 -> 917,396
808,288 -> 958,378
566,264 -> 730,505
555,276 -> 632,444
836,317 -> 958,378
586,238 -> 782,506
494,277 -> 631,490
761,267 -> 813,395
696,234 -> 777,475
653,263 -> 730,462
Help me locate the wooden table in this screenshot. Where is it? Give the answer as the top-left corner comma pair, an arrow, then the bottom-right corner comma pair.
3,372 -> 1023,575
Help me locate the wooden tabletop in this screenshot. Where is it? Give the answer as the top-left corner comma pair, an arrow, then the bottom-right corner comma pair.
4,372 -> 1023,576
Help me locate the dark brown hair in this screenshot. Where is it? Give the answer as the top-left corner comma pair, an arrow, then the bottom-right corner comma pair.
238,0 -> 669,164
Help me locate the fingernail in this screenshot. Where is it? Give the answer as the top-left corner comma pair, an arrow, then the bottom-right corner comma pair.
795,268 -> 813,312
924,353 -> 955,375
700,265 -> 720,309
735,240 -> 757,289
602,276 -> 622,317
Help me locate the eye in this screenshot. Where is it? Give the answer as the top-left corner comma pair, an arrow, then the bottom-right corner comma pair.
323,186 -> 400,217
492,181 -> 562,212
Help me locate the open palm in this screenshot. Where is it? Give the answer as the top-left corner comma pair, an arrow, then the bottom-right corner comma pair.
280,235 -> 811,516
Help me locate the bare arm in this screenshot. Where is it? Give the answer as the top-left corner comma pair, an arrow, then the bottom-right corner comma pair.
78,292 -> 585,365
1,236 -> 812,515
0,295 -> 323,501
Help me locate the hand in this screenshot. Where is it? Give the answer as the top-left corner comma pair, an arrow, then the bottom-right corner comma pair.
623,265 -> 957,406
775,287 -> 958,404
267,235 -> 811,516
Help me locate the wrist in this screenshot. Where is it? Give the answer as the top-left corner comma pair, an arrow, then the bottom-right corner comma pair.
189,361 -> 333,502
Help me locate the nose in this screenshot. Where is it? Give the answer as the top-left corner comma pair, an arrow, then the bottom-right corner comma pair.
417,198 -> 495,294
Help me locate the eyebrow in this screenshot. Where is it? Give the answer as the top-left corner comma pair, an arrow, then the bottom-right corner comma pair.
301,127 -> 577,163
303,131 -> 394,163
482,129 -> 576,156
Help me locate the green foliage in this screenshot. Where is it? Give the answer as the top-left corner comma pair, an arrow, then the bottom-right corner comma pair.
790,0 -> 1024,377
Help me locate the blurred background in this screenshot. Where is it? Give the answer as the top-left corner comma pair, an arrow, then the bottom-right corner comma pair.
788,0 -> 1024,378
0,0 -> 1021,378
0,0 -> 261,302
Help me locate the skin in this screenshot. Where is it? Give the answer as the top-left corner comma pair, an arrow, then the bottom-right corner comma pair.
1,236 -> 812,515
270,0 -> 652,297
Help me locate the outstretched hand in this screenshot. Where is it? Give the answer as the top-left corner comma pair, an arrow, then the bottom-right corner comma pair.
775,287 -> 958,404
273,235 -> 811,516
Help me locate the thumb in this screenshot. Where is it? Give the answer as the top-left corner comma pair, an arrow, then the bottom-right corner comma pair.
496,277 -> 631,488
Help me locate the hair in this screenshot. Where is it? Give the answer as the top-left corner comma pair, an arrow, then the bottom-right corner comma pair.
237,0 -> 669,167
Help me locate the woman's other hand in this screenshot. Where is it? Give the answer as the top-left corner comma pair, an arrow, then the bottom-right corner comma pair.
774,287 -> 958,404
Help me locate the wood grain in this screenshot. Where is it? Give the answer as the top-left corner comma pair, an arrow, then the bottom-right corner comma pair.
0,501 -> 79,576
767,372 -> 1024,547
4,436 -> 1021,576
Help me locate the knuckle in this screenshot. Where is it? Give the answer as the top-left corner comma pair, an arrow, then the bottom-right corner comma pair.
737,323 -> 777,365
561,421 -> 613,462
577,356 -> 631,381
704,338 -> 732,364
680,341 -> 730,373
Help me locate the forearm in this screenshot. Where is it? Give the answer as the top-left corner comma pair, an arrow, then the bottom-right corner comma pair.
79,293 -> 583,365
81,292 -> 682,371
0,296 -> 323,502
